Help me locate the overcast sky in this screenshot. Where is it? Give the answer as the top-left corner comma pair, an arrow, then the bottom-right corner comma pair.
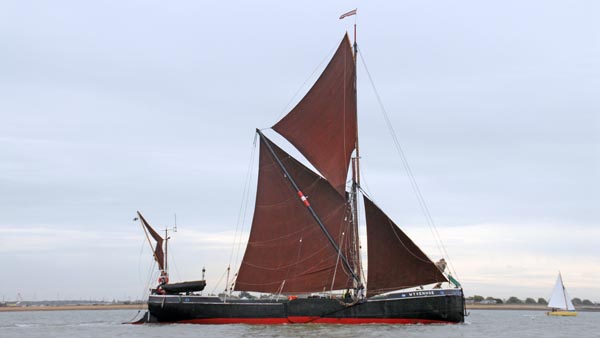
1,1 -> 598,302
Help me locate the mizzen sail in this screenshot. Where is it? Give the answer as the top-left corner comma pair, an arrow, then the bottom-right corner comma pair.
273,34 -> 357,197
234,136 -> 355,294
363,197 -> 447,297
137,211 -> 165,271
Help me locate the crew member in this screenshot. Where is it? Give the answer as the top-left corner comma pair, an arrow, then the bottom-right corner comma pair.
433,258 -> 447,289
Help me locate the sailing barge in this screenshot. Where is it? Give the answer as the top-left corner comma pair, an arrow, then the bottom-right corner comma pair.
135,31 -> 465,324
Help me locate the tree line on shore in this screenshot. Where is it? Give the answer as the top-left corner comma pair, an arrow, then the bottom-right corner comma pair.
467,295 -> 598,306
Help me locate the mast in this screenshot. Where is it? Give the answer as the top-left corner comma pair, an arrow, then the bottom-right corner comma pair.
163,223 -> 177,275
350,20 -> 363,289
164,228 -> 168,272
352,15 -> 360,187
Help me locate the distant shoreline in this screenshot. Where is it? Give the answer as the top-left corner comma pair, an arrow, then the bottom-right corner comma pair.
2,303 -> 599,313
468,304 -> 547,311
0,304 -> 146,312
467,304 -> 600,312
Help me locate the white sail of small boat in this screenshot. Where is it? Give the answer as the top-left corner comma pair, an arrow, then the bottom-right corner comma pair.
547,272 -> 577,316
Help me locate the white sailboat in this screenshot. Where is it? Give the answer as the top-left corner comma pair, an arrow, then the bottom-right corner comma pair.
547,272 -> 577,316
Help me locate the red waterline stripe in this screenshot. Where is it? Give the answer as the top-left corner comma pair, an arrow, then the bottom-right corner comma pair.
311,317 -> 450,324
179,318 -> 289,324
175,317 -> 454,325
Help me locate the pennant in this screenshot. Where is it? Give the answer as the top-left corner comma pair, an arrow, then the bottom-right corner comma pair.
339,9 -> 357,20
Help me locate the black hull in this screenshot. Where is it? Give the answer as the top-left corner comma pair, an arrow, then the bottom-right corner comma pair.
139,288 -> 465,324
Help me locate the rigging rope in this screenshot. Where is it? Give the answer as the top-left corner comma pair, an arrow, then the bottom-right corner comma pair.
329,229 -> 344,292
130,237 -> 157,322
168,244 -> 181,282
357,46 -> 459,280
272,41 -> 340,123
211,268 -> 229,296
227,133 -> 258,290
137,235 -> 157,297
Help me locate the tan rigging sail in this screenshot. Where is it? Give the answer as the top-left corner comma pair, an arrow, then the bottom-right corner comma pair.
137,211 -> 165,272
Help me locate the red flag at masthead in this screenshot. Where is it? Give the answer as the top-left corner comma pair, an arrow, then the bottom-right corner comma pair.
339,9 -> 357,20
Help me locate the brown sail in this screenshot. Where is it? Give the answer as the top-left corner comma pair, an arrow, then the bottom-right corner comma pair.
234,136 -> 355,294
273,34 -> 357,197
137,211 -> 165,271
363,197 -> 447,297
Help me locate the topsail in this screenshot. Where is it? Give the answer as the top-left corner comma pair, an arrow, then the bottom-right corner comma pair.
273,34 -> 357,197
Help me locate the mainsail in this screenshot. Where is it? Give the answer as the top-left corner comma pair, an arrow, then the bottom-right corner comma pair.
234,136 -> 355,293
137,211 -> 165,271
548,273 -> 575,311
273,34 -> 357,197
363,197 -> 447,297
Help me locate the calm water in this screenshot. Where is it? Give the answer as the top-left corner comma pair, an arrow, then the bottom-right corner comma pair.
1,309 -> 598,338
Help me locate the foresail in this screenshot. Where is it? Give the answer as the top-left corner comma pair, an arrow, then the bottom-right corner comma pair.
234,136 -> 355,294
363,196 -> 447,297
137,211 -> 165,271
273,34 -> 357,196
564,287 -> 575,311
